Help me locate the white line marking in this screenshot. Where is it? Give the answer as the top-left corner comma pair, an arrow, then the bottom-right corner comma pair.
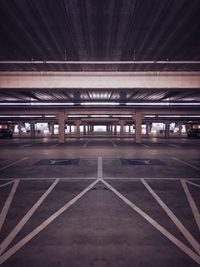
0,179 -> 99,264
172,157 -> 200,172
141,144 -> 149,148
110,140 -> 117,147
0,178 -> 59,255
83,140 -> 90,148
51,144 -> 59,148
0,180 -> 19,231
0,177 -> 200,181
181,180 -> 200,232
186,180 -> 200,189
141,178 -> 200,255
0,157 -> 28,172
97,157 -> 103,178
19,144 -> 31,148
101,179 -> 200,265
169,144 -> 181,148
104,177 -> 200,181
0,180 -> 15,189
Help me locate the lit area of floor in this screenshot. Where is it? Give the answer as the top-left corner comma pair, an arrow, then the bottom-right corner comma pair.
0,138 -> 200,266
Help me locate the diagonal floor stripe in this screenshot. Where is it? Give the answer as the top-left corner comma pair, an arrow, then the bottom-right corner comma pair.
172,157 -> 200,172
0,180 -> 19,231
141,178 -> 200,255
0,157 -> 28,172
0,178 -> 59,255
101,179 -> 200,265
181,180 -> 200,232
97,157 -> 103,178
186,180 -> 200,189
0,179 -> 99,264
83,140 -> 90,148
0,180 -> 15,189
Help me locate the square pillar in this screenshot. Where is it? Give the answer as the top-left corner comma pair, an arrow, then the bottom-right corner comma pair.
135,113 -> 143,143
114,125 -> 117,135
57,112 -> 65,143
146,122 -> 152,136
165,121 -> 170,138
76,120 -> 80,138
30,121 -> 36,138
49,122 -> 55,136
120,120 -> 124,138
178,123 -> 182,136
18,122 -> 23,136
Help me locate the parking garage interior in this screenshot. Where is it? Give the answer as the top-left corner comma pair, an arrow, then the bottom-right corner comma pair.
0,1 -> 200,267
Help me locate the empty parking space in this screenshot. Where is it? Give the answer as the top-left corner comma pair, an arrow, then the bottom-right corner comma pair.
0,137 -> 200,267
0,177 -> 200,267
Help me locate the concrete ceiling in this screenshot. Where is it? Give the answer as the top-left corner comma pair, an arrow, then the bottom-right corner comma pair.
1,0 -> 200,63
0,0 -> 200,115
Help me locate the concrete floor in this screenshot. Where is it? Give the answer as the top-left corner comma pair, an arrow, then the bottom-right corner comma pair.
0,137 -> 200,266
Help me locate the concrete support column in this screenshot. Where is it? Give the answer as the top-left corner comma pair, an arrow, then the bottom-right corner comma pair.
83,125 -> 86,135
114,125 -> 117,135
18,122 -> 23,136
30,121 -> 36,138
111,125 -> 113,134
10,125 -> 15,134
49,122 -> 54,136
165,121 -> 170,138
57,112 -> 65,143
135,113 -> 143,143
120,120 -> 124,138
146,122 -> 152,136
185,125 -> 190,134
178,123 -> 182,136
76,120 -> 80,138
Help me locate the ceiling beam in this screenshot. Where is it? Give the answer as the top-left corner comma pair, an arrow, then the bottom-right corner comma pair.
1,61 -> 200,64
1,71 -> 200,89
0,108 -> 199,116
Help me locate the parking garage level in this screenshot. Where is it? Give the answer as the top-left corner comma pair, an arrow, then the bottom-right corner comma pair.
1,1 -> 200,266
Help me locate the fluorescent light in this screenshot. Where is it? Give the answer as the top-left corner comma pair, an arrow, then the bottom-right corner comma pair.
0,115 -> 43,118
126,102 -> 200,106
145,115 -> 156,118
158,115 -> 200,118
31,102 -> 74,106
81,102 -> 120,106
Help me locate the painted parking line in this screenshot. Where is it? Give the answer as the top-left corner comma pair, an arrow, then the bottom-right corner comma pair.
141,144 -> 149,148
141,179 -> 200,255
51,144 -> 59,148
0,179 -> 59,255
186,180 -> 200,189
110,140 -> 117,147
169,144 -> 181,148
0,180 -> 19,231
0,180 -> 15,189
101,179 -> 200,265
0,179 -> 99,265
97,157 -> 103,178
0,177 -> 199,181
181,180 -> 200,232
0,157 -> 28,172
172,157 -> 200,172
19,144 -> 31,148
83,140 -> 90,148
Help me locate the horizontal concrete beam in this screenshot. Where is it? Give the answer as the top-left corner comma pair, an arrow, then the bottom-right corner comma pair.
81,118 -> 119,122
1,60 -> 200,64
1,72 -> 200,89
0,109 -> 200,116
